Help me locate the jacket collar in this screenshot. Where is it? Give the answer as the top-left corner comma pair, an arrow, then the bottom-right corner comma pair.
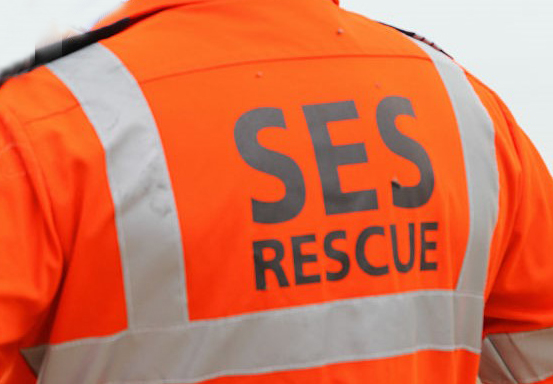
98,0 -> 339,28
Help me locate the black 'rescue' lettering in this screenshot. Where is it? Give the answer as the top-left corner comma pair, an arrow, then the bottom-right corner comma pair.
235,97 -> 436,224
253,222 -> 439,290
253,240 -> 289,290
236,97 -> 440,291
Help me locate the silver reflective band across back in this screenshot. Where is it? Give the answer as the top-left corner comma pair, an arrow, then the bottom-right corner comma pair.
30,41 -> 499,383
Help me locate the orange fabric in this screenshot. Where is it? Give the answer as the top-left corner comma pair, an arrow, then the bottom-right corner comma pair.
101,0 -> 469,321
470,74 -> 553,336
202,350 -> 480,384
0,0 -> 552,383
0,64 -> 128,382
145,57 -> 468,320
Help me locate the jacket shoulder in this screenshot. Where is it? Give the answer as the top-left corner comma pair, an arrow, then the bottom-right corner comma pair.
0,18 -> 132,87
379,22 -> 453,59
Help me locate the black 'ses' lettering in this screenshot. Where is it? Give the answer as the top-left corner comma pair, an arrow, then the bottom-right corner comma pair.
377,97 -> 435,208
303,101 -> 378,215
234,108 -> 306,224
234,97 -> 440,291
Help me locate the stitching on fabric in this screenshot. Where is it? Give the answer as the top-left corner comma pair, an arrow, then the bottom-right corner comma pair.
139,54 -> 434,85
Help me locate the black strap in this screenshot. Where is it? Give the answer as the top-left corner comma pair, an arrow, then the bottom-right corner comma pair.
0,17 -> 134,86
1,15 -> 453,86
379,22 -> 453,59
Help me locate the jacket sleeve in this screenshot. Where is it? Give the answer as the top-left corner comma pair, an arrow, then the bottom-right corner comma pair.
478,87 -> 553,384
0,106 -> 62,384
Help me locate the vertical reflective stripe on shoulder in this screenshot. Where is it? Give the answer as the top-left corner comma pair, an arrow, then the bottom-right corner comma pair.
480,327 -> 553,384
47,43 -> 188,330
413,40 -> 499,296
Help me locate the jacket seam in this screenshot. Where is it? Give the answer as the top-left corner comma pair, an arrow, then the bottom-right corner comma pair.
21,103 -> 82,126
0,104 -> 64,256
139,53 -> 433,85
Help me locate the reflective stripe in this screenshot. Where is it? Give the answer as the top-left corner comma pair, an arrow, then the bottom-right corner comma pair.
413,40 -> 499,296
32,42 -> 500,383
36,291 -> 482,383
47,43 -> 188,330
480,328 -> 553,384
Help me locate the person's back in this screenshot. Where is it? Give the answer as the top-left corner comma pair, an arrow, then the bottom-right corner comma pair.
1,0 -> 553,383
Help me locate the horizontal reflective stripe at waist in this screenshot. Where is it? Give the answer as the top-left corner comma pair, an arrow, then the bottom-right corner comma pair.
30,290 -> 483,383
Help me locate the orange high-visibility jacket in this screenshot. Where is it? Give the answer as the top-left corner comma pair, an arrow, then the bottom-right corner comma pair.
1,0 -> 553,383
